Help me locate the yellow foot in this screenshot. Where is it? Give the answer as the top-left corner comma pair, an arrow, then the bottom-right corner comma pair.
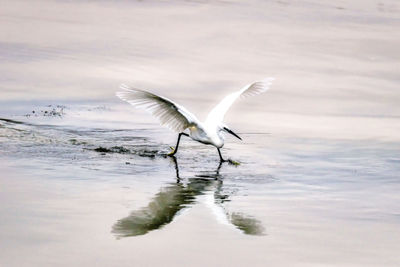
167,146 -> 176,156
228,159 -> 240,166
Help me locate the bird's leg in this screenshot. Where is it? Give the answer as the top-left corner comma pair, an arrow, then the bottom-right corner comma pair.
168,132 -> 188,156
217,148 -> 227,162
217,148 -> 240,165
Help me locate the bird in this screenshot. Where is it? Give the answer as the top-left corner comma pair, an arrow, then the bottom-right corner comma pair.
116,78 -> 274,162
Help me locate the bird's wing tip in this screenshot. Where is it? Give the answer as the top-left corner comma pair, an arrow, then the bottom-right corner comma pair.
116,84 -> 141,98
116,84 -> 134,99
119,83 -> 131,90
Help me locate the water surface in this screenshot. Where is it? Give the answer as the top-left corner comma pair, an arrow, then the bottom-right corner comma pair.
1,0 -> 400,266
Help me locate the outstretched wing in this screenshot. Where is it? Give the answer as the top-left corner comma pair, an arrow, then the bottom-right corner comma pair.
116,84 -> 200,132
205,78 -> 274,128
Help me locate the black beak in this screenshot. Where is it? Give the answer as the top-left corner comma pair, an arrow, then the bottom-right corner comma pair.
223,127 -> 242,140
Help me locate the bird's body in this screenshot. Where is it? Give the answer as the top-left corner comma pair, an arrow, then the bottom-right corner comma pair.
116,78 -> 274,161
188,123 -> 223,148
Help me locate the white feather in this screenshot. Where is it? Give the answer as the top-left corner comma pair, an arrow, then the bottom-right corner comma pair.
116,84 -> 200,132
205,78 -> 274,128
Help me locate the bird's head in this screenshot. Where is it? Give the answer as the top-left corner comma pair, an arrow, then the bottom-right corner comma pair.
219,124 -> 242,141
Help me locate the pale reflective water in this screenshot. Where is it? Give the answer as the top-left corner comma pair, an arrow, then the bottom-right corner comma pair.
1,103 -> 399,266
1,0 -> 400,266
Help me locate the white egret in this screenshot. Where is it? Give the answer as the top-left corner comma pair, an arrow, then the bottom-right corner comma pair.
116,78 -> 274,161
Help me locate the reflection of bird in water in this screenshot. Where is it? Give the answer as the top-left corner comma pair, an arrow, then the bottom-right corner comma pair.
116,78 -> 274,162
112,157 -> 265,238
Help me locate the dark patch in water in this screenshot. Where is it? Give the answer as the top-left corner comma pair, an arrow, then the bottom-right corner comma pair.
25,105 -> 66,118
94,147 -> 111,153
69,139 -> 87,145
0,118 -> 26,124
93,146 -> 130,154
229,212 -> 265,236
90,145 -> 161,159
136,149 -> 158,158
112,182 -> 197,237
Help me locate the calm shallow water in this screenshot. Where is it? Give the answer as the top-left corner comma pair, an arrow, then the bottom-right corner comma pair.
1,0 -> 400,266
1,103 -> 399,266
